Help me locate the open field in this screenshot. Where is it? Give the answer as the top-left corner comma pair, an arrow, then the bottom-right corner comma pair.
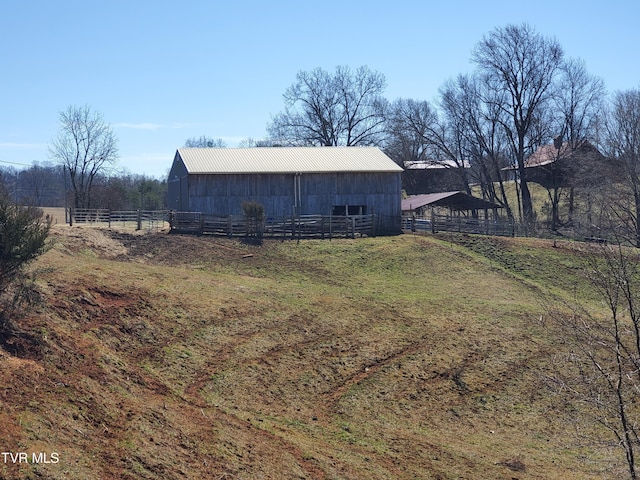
41,207 -> 67,226
0,225 -> 623,479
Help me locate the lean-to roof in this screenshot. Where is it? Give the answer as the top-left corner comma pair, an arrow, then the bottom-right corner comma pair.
402,191 -> 502,212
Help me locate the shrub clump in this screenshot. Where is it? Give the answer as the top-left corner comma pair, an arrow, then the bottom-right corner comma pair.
0,188 -> 51,356
242,201 -> 265,238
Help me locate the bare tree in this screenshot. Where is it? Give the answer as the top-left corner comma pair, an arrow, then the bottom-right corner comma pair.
385,98 -> 439,191
268,65 -> 387,146
49,105 -> 118,209
184,136 -> 227,148
472,23 -> 563,224
386,97 -> 474,194
555,58 -> 606,148
385,98 -> 437,165
540,58 -> 607,229
237,138 -> 281,148
18,163 -> 65,207
603,88 -> 640,247
439,75 -> 515,219
544,235 -> 640,479
237,137 -> 257,148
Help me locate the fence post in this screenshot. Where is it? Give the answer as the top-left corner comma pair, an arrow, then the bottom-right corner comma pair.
329,212 -> 333,240
136,210 -> 142,231
282,214 -> 287,240
291,213 -> 296,238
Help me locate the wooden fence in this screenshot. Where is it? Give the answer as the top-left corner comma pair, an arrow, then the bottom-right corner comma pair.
169,212 -> 377,239
402,214 -> 516,237
69,209 -> 170,231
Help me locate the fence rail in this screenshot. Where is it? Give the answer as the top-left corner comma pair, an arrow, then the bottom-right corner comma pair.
69,209 -> 170,231
402,214 -> 516,237
169,212 -> 377,239
61,208 -> 626,243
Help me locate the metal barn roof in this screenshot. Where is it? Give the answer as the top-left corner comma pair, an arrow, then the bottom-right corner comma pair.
176,147 -> 404,174
402,191 -> 502,212
404,159 -> 471,169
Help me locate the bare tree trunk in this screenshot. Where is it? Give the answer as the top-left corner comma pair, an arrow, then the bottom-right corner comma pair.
544,240 -> 640,479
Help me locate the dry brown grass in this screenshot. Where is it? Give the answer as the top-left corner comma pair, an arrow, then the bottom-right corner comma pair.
41,207 -> 67,226
0,226 -> 620,479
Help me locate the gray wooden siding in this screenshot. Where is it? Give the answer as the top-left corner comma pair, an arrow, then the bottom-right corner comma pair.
167,158 -> 189,211
174,171 -> 401,230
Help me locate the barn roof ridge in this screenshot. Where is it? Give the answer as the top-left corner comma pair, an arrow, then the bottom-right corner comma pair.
174,146 -> 404,174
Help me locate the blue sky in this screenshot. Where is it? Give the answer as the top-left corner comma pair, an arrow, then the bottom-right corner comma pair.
1,0 -> 638,179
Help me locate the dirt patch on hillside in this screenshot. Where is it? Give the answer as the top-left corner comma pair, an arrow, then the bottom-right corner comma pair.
112,231 -> 255,265
49,225 -> 259,266
50,225 -> 130,258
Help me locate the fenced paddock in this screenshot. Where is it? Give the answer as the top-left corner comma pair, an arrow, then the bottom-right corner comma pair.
49,207 -> 620,243
169,212 -> 378,239
67,209 -> 170,232
55,208 -> 517,238
403,214 -> 516,237
45,208 -> 388,238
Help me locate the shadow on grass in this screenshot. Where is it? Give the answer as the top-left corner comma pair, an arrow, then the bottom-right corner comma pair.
240,236 -> 264,246
0,305 -> 44,360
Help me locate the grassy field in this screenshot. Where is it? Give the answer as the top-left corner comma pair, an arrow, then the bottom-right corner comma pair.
0,225 -> 623,479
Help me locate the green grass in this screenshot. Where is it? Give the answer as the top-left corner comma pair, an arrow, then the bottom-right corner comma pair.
0,228 -> 626,479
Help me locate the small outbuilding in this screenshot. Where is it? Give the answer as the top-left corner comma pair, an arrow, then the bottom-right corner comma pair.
402,191 -> 509,236
167,146 -> 404,233
402,191 -> 502,218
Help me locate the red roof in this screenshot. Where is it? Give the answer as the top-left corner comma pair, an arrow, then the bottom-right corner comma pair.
524,140 -> 602,168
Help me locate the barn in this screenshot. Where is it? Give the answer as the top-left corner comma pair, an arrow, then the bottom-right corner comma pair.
167,147 -> 404,234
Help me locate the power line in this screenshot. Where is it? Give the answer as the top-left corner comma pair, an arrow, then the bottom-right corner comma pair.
0,159 -> 34,167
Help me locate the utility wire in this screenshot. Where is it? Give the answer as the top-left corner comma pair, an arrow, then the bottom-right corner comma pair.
0,159 -> 33,167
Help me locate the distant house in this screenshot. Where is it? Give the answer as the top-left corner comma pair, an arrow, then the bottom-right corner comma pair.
167,146 -> 404,233
507,140 -> 613,189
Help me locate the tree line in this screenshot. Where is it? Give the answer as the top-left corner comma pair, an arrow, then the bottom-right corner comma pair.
0,161 -> 167,211
10,23 -> 639,240
266,23 -> 640,243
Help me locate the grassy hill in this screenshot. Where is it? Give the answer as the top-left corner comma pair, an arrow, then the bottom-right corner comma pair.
0,226 -> 622,479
